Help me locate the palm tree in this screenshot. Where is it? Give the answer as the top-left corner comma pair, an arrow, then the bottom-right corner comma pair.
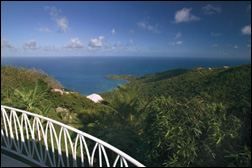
13,83 -> 44,111
109,84 -> 149,131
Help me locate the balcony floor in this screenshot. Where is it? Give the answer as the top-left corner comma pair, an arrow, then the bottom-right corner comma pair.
1,154 -> 30,167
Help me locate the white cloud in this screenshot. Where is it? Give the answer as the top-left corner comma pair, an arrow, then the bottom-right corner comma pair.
113,39 -> 134,48
234,45 -> 239,49
87,46 -> 100,51
211,32 -> 221,37
44,45 -> 58,51
114,39 -> 134,48
115,41 -> 122,47
176,32 -> 182,38
39,27 -> 51,32
174,8 -> 201,23
212,44 -> 218,47
64,38 -> 84,49
241,25 -> 251,35
126,39 -> 133,46
169,41 -> 183,46
1,39 -> 15,49
202,4 -> 222,15
89,36 -> 104,47
111,28 -> 116,35
104,44 -> 114,51
23,40 -> 40,50
105,39 -> 133,51
137,20 -> 152,30
56,17 -> 68,32
44,6 -> 60,18
45,6 -> 68,32
136,20 -> 160,33
176,41 -> 183,45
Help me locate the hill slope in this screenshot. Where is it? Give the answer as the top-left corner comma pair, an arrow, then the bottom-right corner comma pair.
103,64 -> 251,167
1,64 -> 251,167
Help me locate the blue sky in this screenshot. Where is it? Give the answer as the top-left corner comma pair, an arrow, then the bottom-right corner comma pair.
1,1 -> 251,58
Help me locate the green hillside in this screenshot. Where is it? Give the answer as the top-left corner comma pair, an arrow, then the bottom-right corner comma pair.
103,64 -> 251,167
1,64 -> 251,167
103,64 -> 251,105
1,65 -> 116,134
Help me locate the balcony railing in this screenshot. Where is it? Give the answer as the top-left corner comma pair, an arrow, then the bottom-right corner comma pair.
1,105 -> 145,167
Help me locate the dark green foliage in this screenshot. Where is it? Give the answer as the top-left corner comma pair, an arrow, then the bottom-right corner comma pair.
141,96 -> 246,166
1,64 -> 251,167
1,65 -> 62,90
104,64 -> 251,167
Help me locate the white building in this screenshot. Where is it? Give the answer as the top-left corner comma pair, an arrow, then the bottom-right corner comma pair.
87,93 -> 104,103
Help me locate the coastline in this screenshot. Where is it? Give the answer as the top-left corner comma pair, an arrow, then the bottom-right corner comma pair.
2,57 -> 251,96
104,74 -> 137,83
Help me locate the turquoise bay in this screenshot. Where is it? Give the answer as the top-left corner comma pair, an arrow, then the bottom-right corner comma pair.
1,56 -> 250,95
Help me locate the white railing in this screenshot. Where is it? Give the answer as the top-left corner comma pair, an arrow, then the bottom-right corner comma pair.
1,105 -> 145,167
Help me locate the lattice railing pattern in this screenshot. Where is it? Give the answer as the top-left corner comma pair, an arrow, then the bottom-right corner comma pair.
1,105 -> 145,167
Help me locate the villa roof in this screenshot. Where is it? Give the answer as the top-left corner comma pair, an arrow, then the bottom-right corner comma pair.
87,93 -> 104,103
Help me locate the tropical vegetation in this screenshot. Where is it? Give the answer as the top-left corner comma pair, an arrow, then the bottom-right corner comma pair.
1,64 -> 251,167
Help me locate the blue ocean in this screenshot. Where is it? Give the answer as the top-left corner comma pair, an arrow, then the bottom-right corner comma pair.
1,56 -> 251,95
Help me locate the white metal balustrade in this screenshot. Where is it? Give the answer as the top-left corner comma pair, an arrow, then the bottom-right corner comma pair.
1,105 -> 145,167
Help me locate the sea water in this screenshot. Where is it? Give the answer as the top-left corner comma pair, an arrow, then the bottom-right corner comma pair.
1,56 -> 251,95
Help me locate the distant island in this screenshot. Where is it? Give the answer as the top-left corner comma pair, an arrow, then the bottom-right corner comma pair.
105,74 -> 135,83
